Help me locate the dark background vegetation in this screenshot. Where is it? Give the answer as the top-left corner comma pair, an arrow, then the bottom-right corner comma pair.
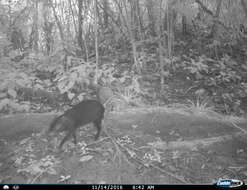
0,0 -> 247,116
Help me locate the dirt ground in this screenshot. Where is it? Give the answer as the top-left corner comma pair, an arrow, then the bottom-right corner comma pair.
0,107 -> 247,184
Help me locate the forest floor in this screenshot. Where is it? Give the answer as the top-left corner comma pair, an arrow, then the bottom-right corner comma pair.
0,107 -> 247,184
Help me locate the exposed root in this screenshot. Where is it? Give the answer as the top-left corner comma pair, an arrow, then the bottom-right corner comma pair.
229,121 -> 247,135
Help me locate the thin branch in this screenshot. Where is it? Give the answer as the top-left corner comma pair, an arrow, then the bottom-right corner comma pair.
49,0 -> 64,42
195,0 -> 214,16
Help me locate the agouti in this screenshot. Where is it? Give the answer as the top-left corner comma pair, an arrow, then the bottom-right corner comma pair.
48,100 -> 105,149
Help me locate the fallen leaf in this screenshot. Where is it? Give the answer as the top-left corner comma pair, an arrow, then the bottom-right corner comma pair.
7,88 -> 17,98
47,168 -> 57,175
155,130 -> 160,134
169,130 -> 175,135
132,125 -> 138,129
201,164 -> 205,169
79,155 -> 93,162
177,137 -> 183,142
58,175 -> 71,182
236,149 -> 244,154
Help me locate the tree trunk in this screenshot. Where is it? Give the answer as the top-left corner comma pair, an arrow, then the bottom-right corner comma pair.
182,15 -> 187,35
49,0 -> 65,42
210,0 -> 222,38
33,0 -> 39,52
158,0 -> 165,92
68,0 -> 77,35
103,0 -> 109,28
146,0 -> 156,36
241,0 -> 247,18
78,0 -> 83,55
42,1 -> 53,55
117,0 -> 140,74
94,0 -> 99,84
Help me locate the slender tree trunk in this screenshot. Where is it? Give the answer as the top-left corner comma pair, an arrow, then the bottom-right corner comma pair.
146,0 -> 156,36
68,0 -> 77,35
33,0 -> 39,52
94,0 -> 99,84
8,0 -> 11,27
159,0 -> 165,92
167,8 -> 174,59
78,0 -> 83,55
42,1 -> 54,55
241,0 -> 247,18
103,0 -> 109,28
49,0 -> 64,42
135,0 -> 144,40
182,15 -> 187,35
120,0 -> 140,74
210,0 -> 222,38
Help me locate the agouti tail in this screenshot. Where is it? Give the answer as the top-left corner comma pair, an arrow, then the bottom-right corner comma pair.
48,100 -> 105,149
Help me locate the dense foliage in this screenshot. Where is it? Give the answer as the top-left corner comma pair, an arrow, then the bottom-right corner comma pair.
0,0 -> 247,116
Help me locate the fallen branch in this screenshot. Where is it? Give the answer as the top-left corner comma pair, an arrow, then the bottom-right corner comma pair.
115,140 -> 187,183
101,126 -> 122,162
229,122 -> 247,135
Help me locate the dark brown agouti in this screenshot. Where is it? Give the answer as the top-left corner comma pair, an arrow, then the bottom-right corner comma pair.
48,100 -> 104,149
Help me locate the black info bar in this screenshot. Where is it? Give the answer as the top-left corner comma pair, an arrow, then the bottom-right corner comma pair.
2,184 -> 245,190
